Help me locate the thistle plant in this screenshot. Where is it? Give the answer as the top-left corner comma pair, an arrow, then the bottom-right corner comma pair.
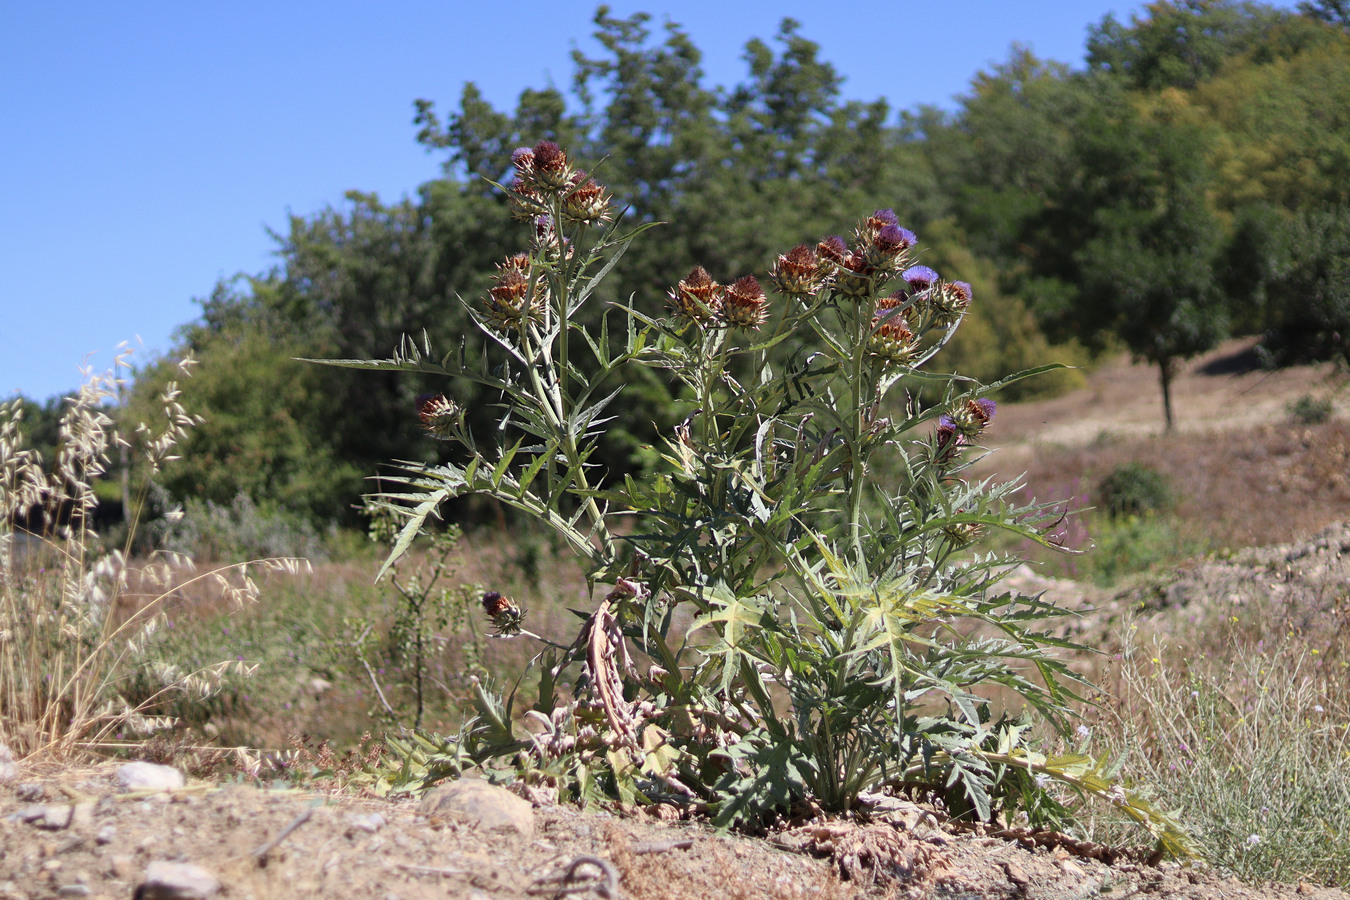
326,141 -> 1187,853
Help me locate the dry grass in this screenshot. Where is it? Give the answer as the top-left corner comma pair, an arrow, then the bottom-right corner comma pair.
0,351 -> 307,760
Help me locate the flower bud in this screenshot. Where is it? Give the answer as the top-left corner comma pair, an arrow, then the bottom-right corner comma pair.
946,397 -> 997,439
929,280 -> 972,328
562,173 -> 612,225
770,244 -> 827,297
668,266 -> 723,324
834,253 -> 876,300
868,315 -> 917,365
417,394 -> 458,438
484,256 -> 545,331
943,517 -> 984,547
482,591 -> 525,635
816,235 -> 849,267
721,275 -> 770,330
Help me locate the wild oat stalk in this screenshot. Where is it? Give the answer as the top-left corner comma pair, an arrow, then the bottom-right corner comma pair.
0,349 -> 309,759
322,142 -> 1186,853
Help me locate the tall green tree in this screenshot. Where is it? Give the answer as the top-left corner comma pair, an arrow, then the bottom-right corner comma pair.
1052,103 -> 1226,429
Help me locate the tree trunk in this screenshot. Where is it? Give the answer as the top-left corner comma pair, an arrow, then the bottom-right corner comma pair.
1158,358 -> 1175,432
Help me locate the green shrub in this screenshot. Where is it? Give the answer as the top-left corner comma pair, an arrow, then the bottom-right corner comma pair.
1097,463 -> 1174,518
1288,393 -> 1333,425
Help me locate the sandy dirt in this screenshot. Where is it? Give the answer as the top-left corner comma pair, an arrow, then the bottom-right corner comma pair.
4,758 -> 1348,900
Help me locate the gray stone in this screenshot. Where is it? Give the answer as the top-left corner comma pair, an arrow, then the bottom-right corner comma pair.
56,886 -> 91,898
345,812 -> 386,834
0,742 -> 15,784
9,804 -> 73,830
136,861 -> 220,900
116,762 -> 185,792
419,778 -> 534,837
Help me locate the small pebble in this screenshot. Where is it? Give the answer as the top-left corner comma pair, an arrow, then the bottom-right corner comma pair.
56,886 -> 90,898
137,861 -> 220,900
95,824 -> 116,845
116,762 -> 185,792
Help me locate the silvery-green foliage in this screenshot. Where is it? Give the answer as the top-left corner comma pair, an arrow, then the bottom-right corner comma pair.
321,143 -> 1189,855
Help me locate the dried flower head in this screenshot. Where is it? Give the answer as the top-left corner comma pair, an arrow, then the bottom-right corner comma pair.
668,266 -> 724,324
485,264 -> 544,330
417,394 -> 458,438
721,275 -> 770,330
531,140 -> 571,189
834,253 -> 876,300
562,173 -> 612,225
816,235 -> 849,267
482,591 -> 525,636
771,244 -> 827,297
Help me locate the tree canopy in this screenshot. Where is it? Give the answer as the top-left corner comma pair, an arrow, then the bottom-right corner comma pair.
123,2 -> 1350,523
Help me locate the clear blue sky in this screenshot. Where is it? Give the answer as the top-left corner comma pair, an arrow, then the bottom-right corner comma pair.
1,1 -> 1168,402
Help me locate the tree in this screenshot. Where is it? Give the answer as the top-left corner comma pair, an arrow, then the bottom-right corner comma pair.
1058,104 -> 1226,429
1087,0 -> 1293,90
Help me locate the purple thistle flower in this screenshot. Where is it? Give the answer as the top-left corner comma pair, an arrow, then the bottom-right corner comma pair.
872,208 -> 899,226
511,146 -> 535,169
973,398 -> 997,422
902,265 -> 940,291
876,225 -> 916,251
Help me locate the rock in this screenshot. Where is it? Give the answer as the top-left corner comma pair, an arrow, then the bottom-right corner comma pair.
56,886 -> 91,898
419,779 -> 534,837
9,804 -> 73,830
135,861 -> 220,900
116,762 -> 185,792
0,742 -> 15,783
95,824 -> 116,845
16,783 -> 44,802
345,812 -> 386,834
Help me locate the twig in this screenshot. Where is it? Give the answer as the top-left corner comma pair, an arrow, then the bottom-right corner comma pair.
527,855 -> 619,898
633,838 -> 694,855
394,863 -> 467,877
354,624 -> 398,718
251,807 -> 314,862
